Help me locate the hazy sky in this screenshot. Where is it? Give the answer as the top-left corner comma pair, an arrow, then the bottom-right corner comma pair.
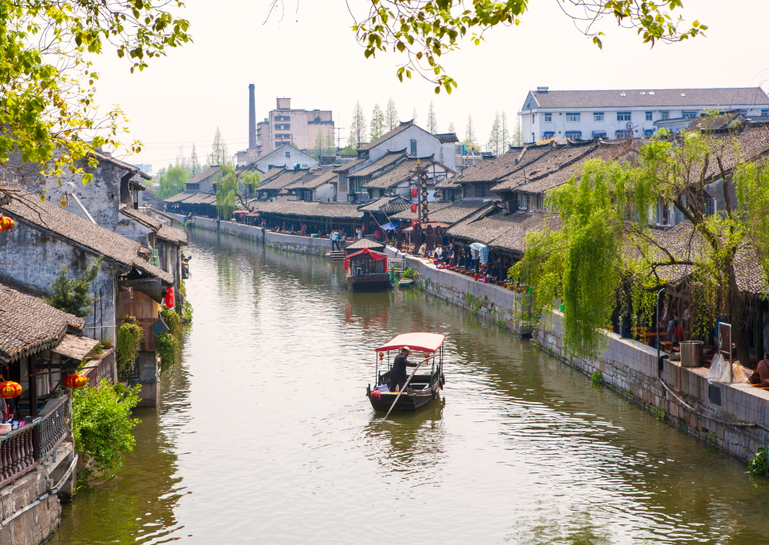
90,0 -> 769,172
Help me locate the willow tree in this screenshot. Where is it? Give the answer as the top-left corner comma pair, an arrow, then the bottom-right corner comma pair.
216,165 -> 260,219
512,125 -> 769,363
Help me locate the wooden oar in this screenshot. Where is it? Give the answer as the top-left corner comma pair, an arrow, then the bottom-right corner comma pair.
383,361 -> 422,420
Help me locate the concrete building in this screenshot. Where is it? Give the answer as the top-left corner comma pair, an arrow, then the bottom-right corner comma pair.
519,87 -> 769,143
235,92 -> 334,165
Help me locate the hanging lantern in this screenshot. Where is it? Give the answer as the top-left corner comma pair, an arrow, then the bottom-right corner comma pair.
63,373 -> 88,389
164,287 -> 175,308
423,353 -> 431,359
410,203 -> 418,214
411,187 -> 418,199
0,215 -> 14,231
378,352 -> 384,360
0,381 -> 22,399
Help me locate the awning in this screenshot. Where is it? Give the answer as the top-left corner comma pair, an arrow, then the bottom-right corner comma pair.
51,334 -> 100,360
381,221 -> 398,231
376,332 -> 446,353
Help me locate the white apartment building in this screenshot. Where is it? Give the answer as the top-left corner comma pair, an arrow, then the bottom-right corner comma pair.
256,97 -> 334,158
519,87 -> 769,144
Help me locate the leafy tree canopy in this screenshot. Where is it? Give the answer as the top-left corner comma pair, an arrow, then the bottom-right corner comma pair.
0,0 -> 191,194
353,0 -> 705,93
512,125 -> 769,365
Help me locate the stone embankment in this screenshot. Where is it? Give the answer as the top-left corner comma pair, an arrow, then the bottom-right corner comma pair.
183,216 -> 769,464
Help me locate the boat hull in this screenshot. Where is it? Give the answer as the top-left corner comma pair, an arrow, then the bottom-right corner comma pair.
347,273 -> 391,292
368,389 -> 438,412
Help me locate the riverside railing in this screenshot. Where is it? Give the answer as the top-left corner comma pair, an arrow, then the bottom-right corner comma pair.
0,395 -> 71,489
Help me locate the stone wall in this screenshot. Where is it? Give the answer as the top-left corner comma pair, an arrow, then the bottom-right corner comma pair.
536,311 -> 769,463
169,214 -> 333,256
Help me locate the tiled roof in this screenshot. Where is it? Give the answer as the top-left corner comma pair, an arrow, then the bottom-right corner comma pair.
0,282 -> 83,364
291,166 -> 337,190
456,144 -> 556,184
351,151 -> 408,179
157,223 -> 188,245
120,205 -> 162,230
357,196 -> 410,213
344,238 -> 386,251
435,133 -> 459,143
447,206 -> 523,243
1,189 -> 173,284
489,214 -> 556,253
181,192 -> 216,205
250,197 -> 363,219
524,88 -> 769,110
512,139 -> 640,195
390,201 -> 488,224
186,166 -> 223,186
259,166 -> 286,183
362,156 -> 417,189
164,191 -> 196,203
90,150 -> 151,180
358,121 -> 415,151
258,168 -> 310,191
332,157 -> 367,173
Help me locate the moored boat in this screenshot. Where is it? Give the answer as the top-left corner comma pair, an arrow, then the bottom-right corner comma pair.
345,248 -> 392,292
366,332 -> 446,413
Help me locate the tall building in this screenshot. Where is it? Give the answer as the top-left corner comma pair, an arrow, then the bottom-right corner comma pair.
236,92 -> 335,167
519,87 -> 769,144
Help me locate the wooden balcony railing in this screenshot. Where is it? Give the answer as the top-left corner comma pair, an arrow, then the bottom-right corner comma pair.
0,395 -> 72,489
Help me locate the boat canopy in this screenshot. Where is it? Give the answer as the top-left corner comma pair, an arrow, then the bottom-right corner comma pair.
344,248 -> 388,271
376,332 -> 446,353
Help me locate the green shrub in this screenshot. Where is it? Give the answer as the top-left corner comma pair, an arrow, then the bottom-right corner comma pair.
748,446 -> 769,477
72,380 -> 141,483
46,259 -> 102,317
117,316 -> 143,375
590,371 -> 604,387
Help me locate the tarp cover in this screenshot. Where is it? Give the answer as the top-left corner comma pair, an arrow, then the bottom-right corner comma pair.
380,221 -> 398,230
375,332 -> 446,353
344,248 -> 388,271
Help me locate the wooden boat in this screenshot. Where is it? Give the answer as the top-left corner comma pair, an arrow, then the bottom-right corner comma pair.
366,332 -> 446,413
345,248 -> 392,292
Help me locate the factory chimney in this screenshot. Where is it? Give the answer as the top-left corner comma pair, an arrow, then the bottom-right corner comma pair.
248,84 -> 256,149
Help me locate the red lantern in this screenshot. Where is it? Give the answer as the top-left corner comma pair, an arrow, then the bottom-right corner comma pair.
411,187 -> 418,199
63,373 -> 88,389
164,287 -> 175,308
0,215 -> 14,231
0,381 -> 22,399
410,203 -> 418,214
378,352 -> 384,360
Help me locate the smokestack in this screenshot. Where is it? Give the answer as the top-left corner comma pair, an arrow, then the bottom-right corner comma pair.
248,84 -> 256,149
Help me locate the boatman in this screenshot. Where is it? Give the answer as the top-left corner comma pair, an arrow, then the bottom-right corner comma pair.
389,346 -> 417,392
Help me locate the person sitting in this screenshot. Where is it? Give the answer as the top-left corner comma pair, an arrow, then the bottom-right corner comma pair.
756,353 -> 769,386
388,347 -> 417,392
417,243 -> 427,256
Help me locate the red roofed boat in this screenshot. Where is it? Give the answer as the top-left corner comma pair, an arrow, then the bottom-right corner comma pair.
367,332 -> 446,413
344,248 -> 392,292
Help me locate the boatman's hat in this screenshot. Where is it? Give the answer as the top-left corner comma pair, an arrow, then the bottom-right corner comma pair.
401,346 -> 411,353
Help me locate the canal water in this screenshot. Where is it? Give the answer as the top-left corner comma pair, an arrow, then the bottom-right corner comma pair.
51,228 -> 769,544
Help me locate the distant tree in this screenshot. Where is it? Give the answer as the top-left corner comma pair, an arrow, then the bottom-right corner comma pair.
156,165 -> 190,198
465,115 -> 476,143
210,127 -> 230,166
448,122 -> 455,134
190,144 -> 201,176
412,106 -> 418,124
385,96 -> 399,131
371,104 -> 385,140
427,101 -> 438,133
511,115 -> 524,146
501,112 -> 511,151
348,101 -> 368,148
312,132 -> 336,159
487,112 -> 503,155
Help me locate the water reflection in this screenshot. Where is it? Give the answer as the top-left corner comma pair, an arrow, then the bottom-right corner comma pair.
56,227 -> 769,545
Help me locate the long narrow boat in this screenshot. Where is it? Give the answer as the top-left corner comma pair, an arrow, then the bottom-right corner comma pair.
366,332 -> 446,412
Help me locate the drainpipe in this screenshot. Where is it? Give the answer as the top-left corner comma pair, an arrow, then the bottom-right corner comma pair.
62,182 -> 97,224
